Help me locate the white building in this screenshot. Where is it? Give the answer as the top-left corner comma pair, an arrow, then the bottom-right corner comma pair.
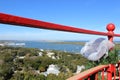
46,64 -> 60,75
76,65 -> 85,74
38,52 -> 43,56
0,43 -> 4,46
47,52 -> 55,58
40,49 -> 44,52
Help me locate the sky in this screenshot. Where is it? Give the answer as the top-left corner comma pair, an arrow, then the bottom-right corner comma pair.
0,0 -> 120,41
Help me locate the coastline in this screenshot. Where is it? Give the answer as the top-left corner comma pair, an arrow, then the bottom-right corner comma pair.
0,40 -> 84,53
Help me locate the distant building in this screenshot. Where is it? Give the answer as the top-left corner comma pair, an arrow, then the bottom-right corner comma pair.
47,52 -> 55,58
18,56 -> 25,59
40,49 -> 44,51
41,64 -> 60,76
0,43 -> 4,46
76,65 -> 85,74
38,52 -> 43,56
46,64 -> 60,75
0,41 -> 25,47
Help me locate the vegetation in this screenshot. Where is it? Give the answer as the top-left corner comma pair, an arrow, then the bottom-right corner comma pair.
0,46 -> 88,80
0,43 -> 120,80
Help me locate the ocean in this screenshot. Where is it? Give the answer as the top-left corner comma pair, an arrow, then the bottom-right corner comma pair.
24,41 -> 83,53
2,40 -> 84,53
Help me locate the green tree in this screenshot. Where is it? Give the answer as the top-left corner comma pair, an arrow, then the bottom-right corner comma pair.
47,74 -> 58,80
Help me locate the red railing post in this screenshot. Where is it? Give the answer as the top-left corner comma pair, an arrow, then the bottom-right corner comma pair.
106,23 -> 115,42
106,24 -> 116,79
119,63 -> 120,80
102,70 -> 105,80
107,64 -> 115,80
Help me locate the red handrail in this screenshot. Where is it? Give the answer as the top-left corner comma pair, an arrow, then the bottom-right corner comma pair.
67,65 -> 109,80
0,13 -> 120,38
67,63 -> 120,80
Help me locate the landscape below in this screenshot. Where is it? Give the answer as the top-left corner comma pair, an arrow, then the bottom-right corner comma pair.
0,41 -> 120,80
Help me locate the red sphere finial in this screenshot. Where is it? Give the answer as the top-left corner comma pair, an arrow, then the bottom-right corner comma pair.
106,23 -> 115,42
106,23 -> 115,31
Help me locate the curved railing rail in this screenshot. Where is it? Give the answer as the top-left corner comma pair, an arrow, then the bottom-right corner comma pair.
67,63 -> 120,80
0,13 -> 120,80
67,65 -> 109,80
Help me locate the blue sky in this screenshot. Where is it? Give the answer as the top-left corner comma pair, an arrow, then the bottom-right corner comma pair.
0,0 -> 120,41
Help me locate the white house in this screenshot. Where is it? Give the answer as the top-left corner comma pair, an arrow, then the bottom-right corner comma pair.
46,64 -> 60,75
76,65 -> 85,74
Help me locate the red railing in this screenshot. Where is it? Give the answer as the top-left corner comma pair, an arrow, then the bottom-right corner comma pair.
0,13 -> 120,80
67,63 -> 120,80
0,13 -> 120,42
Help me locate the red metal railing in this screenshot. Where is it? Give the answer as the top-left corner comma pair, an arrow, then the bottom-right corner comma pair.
0,13 -> 120,42
0,13 -> 120,80
67,63 -> 120,80
67,65 -> 109,80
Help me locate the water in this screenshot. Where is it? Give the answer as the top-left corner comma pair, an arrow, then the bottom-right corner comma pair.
1,40 -> 83,53
24,41 -> 83,53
